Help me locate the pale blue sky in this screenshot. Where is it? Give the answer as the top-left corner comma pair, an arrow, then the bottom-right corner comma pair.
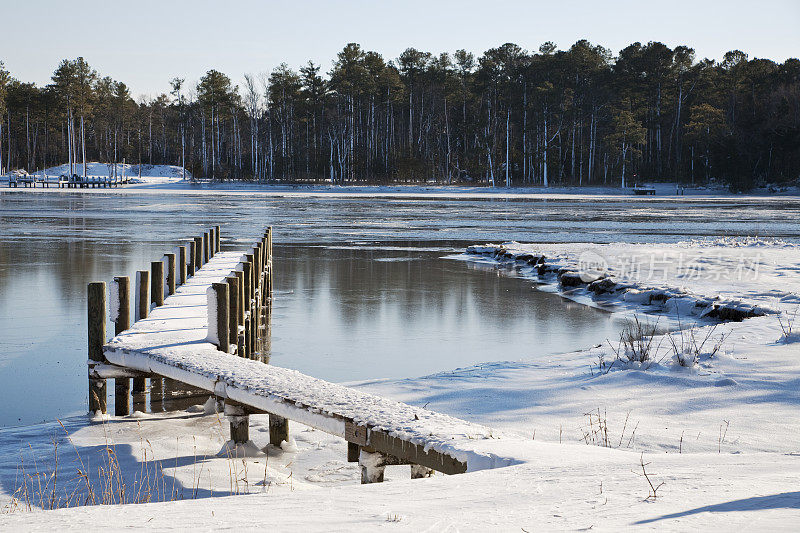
1,0 -> 798,97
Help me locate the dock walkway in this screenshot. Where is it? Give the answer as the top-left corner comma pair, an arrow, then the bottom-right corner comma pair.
89,228 -> 509,484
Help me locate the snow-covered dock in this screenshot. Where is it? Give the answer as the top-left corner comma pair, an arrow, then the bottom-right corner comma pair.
91,228 -> 508,483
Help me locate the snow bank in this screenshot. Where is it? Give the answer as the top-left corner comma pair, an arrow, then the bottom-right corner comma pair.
463,240 -> 800,320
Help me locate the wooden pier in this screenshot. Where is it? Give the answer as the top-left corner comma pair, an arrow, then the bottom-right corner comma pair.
87,227 -> 500,484
9,174 -> 132,188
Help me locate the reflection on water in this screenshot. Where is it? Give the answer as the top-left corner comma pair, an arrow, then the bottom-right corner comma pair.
2,191 -> 797,427
269,246 -> 619,383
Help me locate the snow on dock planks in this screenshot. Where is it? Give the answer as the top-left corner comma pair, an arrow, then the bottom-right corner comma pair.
88,228 -> 504,483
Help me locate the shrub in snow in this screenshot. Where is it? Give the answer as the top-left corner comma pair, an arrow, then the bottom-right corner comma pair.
609,315 -> 661,366
778,307 -> 799,344
667,320 -> 729,368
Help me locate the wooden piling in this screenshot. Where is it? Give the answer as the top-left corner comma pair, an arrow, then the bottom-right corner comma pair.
269,414 -> 289,447
211,282 -> 230,353
215,225 -> 221,253
164,253 -> 176,296
88,282 -> 107,414
178,246 -> 187,285
188,241 -> 196,277
208,228 -> 215,258
226,403 -> 249,444
133,270 -> 149,395
347,442 -> 360,462
151,261 -> 164,307
244,260 -> 255,358
227,275 -> 240,354
194,237 -> 203,269
113,276 -> 131,416
203,232 -> 210,263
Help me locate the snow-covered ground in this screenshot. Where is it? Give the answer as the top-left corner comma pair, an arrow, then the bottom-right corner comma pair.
1,238 -> 799,529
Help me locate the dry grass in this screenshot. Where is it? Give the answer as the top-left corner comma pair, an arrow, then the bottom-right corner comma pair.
2,408 -> 276,514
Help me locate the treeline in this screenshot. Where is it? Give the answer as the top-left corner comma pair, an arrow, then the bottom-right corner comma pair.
0,41 -> 798,189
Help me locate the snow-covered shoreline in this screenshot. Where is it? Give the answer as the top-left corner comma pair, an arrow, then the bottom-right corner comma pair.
3,162 -> 800,198
2,239 -> 800,530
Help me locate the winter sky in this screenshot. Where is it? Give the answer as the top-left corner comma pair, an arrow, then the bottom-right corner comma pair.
2,0 -> 798,97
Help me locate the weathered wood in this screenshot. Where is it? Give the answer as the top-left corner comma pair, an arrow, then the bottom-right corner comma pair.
367,429 -> 467,475
164,253 -> 176,296
178,246 -> 187,285
226,403 -> 249,444
133,270 -> 149,395
208,227 -> 215,258
345,420 -> 368,446
150,377 -> 164,413
347,442 -> 360,462
215,225 -> 221,253
194,237 -> 203,269
88,282 -> 107,414
211,282 -> 230,353
113,276 -> 131,416
269,414 -> 289,446
243,259 -> 253,357
135,270 -> 149,320
234,270 -> 245,325
151,261 -> 164,307
203,232 -> 210,263
226,275 -> 240,352
188,241 -> 196,277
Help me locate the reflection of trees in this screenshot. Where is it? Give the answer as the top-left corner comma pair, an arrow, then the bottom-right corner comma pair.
275,245 -> 610,335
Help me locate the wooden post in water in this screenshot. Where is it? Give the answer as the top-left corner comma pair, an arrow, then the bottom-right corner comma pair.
243,259 -> 253,359
133,270 -> 149,397
88,282 -> 107,414
234,269 -> 245,356
208,228 -> 215,258
149,260 -> 165,411
215,225 -> 221,253
151,261 -> 164,307
194,237 -> 203,269
188,241 -> 196,277
227,275 -> 240,355
113,276 -> 131,416
203,232 -> 210,263
164,253 -> 176,296
178,246 -> 187,285
211,282 -> 230,353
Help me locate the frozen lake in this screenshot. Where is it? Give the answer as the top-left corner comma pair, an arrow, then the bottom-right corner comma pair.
1,191 -> 799,426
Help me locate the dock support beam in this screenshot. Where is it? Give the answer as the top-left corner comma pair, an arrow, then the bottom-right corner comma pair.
132,270 -> 149,399
227,275 -> 240,355
88,282 -> 107,414
347,442 -> 360,462
178,246 -> 187,285
269,414 -> 289,447
225,403 -> 249,445
151,261 -> 164,307
164,253 -> 176,296
215,225 -> 221,253
188,240 -> 196,277
112,276 -> 131,416
194,237 -> 203,270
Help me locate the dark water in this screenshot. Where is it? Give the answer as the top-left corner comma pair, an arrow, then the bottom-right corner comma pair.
1,191 -> 798,426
